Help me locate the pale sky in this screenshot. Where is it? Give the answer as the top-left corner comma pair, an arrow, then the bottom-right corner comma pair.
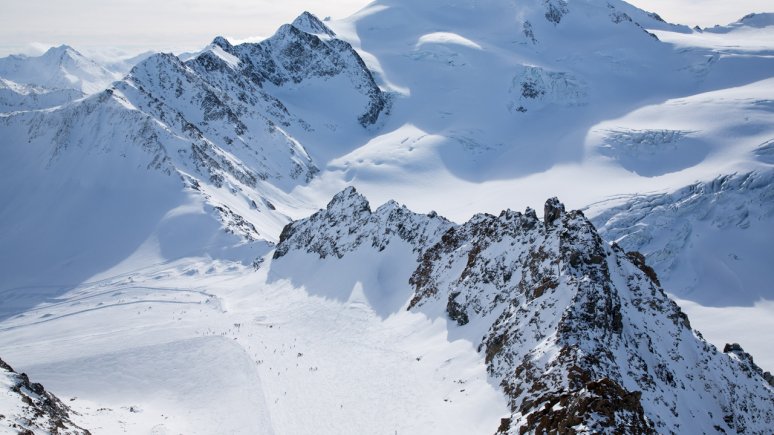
0,0 -> 771,58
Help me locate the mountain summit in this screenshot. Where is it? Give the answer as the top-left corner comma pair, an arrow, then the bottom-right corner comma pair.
0,45 -> 118,94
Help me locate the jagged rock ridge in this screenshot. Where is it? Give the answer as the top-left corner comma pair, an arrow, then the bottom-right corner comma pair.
274,186 -> 453,259
0,357 -> 90,434
0,12 -> 388,243
275,188 -> 774,434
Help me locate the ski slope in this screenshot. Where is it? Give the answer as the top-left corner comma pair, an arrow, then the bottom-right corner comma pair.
0,255 -> 507,435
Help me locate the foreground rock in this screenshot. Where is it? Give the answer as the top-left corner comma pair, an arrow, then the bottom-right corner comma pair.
0,357 -> 90,435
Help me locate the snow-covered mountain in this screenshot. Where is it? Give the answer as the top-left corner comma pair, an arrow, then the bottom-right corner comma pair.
0,13 -> 388,294
0,45 -> 121,112
0,77 -> 84,112
275,189 -> 774,433
0,45 -> 118,94
704,12 -> 774,33
0,1 -> 773,433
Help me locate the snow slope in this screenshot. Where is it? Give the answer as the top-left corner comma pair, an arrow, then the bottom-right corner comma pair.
0,254 -> 507,434
0,77 -> 83,113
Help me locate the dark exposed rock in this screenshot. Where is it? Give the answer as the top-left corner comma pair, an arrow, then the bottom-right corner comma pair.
625,250 -> 660,286
544,0 -> 569,25
522,21 -> 537,44
276,190 -> 774,434
520,79 -> 545,99
0,357 -> 90,435
447,291 -> 470,326
724,343 -> 774,387
274,186 -> 453,260
520,378 -> 653,434
544,196 -> 565,226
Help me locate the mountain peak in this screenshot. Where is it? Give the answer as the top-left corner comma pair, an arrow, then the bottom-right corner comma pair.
544,196 -> 566,226
274,188 -> 454,260
211,36 -> 232,49
291,11 -> 336,37
130,52 -> 185,76
0,43 -> 117,94
326,186 -> 371,215
44,44 -> 76,55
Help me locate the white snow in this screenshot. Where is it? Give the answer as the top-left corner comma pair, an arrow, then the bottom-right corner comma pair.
0,0 -> 773,432
0,45 -> 119,94
0,253 -> 507,435
208,44 -> 241,69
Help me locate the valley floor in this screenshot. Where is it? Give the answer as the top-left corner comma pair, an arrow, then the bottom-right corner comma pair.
0,255 -> 507,435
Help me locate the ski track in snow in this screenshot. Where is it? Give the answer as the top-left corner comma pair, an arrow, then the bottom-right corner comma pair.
0,256 -> 507,435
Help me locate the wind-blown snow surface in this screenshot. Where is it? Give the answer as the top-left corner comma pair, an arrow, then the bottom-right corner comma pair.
0,256 -> 506,434
1,1 -> 774,433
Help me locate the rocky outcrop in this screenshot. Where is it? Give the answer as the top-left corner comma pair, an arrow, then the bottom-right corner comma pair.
409,198 -> 773,434
509,66 -> 587,113
543,0 -> 569,25
724,343 -> 774,388
275,189 -> 774,434
274,186 -> 453,259
0,357 -> 90,435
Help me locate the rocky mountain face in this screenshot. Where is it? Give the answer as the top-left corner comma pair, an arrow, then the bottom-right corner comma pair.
0,12 -> 387,244
275,188 -> 774,434
186,11 -> 387,131
0,357 -> 90,435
